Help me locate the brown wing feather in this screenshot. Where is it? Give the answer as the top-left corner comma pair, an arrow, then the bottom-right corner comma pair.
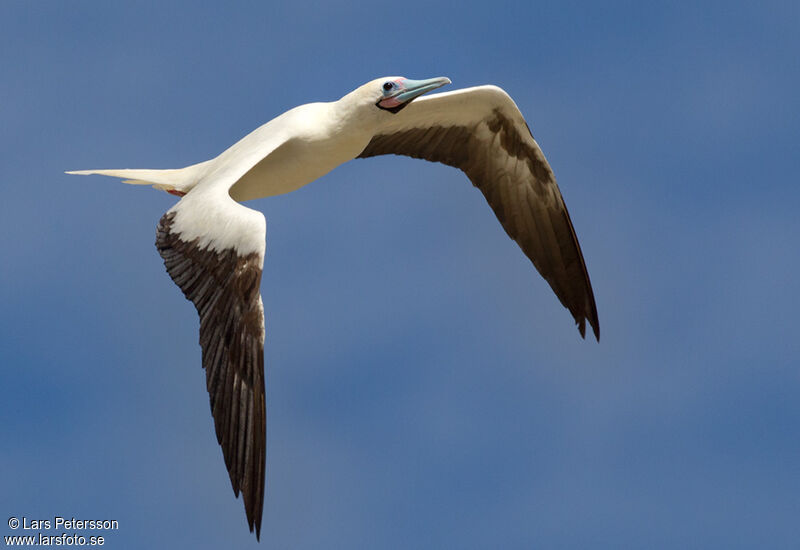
358,108 -> 599,340
155,211 -> 266,538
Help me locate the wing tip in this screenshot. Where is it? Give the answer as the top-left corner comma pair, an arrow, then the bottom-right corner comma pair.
245,492 -> 263,540
588,300 -> 600,342
245,513 -> 261,540
590,319 -> 600,342
233,477 -> 262,540
577,314 -> 600,342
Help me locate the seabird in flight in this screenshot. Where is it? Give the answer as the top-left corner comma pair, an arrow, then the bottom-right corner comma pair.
67,76 -> 599,539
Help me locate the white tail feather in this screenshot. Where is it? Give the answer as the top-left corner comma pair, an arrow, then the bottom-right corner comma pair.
66,160 -> 213,194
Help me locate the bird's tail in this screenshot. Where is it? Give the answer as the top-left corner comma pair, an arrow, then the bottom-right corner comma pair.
66,159 -> 213,196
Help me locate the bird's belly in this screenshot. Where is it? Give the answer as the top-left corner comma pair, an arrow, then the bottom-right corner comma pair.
229,137 -> 360,202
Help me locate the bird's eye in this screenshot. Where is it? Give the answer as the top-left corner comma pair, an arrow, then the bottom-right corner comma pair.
382,81 -> 394,91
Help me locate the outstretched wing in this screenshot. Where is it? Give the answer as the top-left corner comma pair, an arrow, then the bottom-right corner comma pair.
155,191 -> 267,538
69,117 -> 294,538
358,86 -> 599,340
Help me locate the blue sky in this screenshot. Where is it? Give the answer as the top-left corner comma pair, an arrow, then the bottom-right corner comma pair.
2,1 -> 799,548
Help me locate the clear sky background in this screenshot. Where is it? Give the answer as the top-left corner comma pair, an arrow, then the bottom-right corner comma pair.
2,1 -> 799,548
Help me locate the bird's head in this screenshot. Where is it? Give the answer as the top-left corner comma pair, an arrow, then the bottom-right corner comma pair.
374,76 -> 451,113
345,76 -> 451,115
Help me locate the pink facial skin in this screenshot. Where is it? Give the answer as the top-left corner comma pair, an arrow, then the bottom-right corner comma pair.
377,78 -> 407,109
378,96 -> 403,109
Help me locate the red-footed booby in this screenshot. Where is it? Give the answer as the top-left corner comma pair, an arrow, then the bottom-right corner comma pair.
67,76 -> 599,539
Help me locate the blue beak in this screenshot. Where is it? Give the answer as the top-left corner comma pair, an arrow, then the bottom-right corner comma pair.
394,77 -> 451,103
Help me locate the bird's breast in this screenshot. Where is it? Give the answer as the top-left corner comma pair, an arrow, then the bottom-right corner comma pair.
229,130 -> 367,202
